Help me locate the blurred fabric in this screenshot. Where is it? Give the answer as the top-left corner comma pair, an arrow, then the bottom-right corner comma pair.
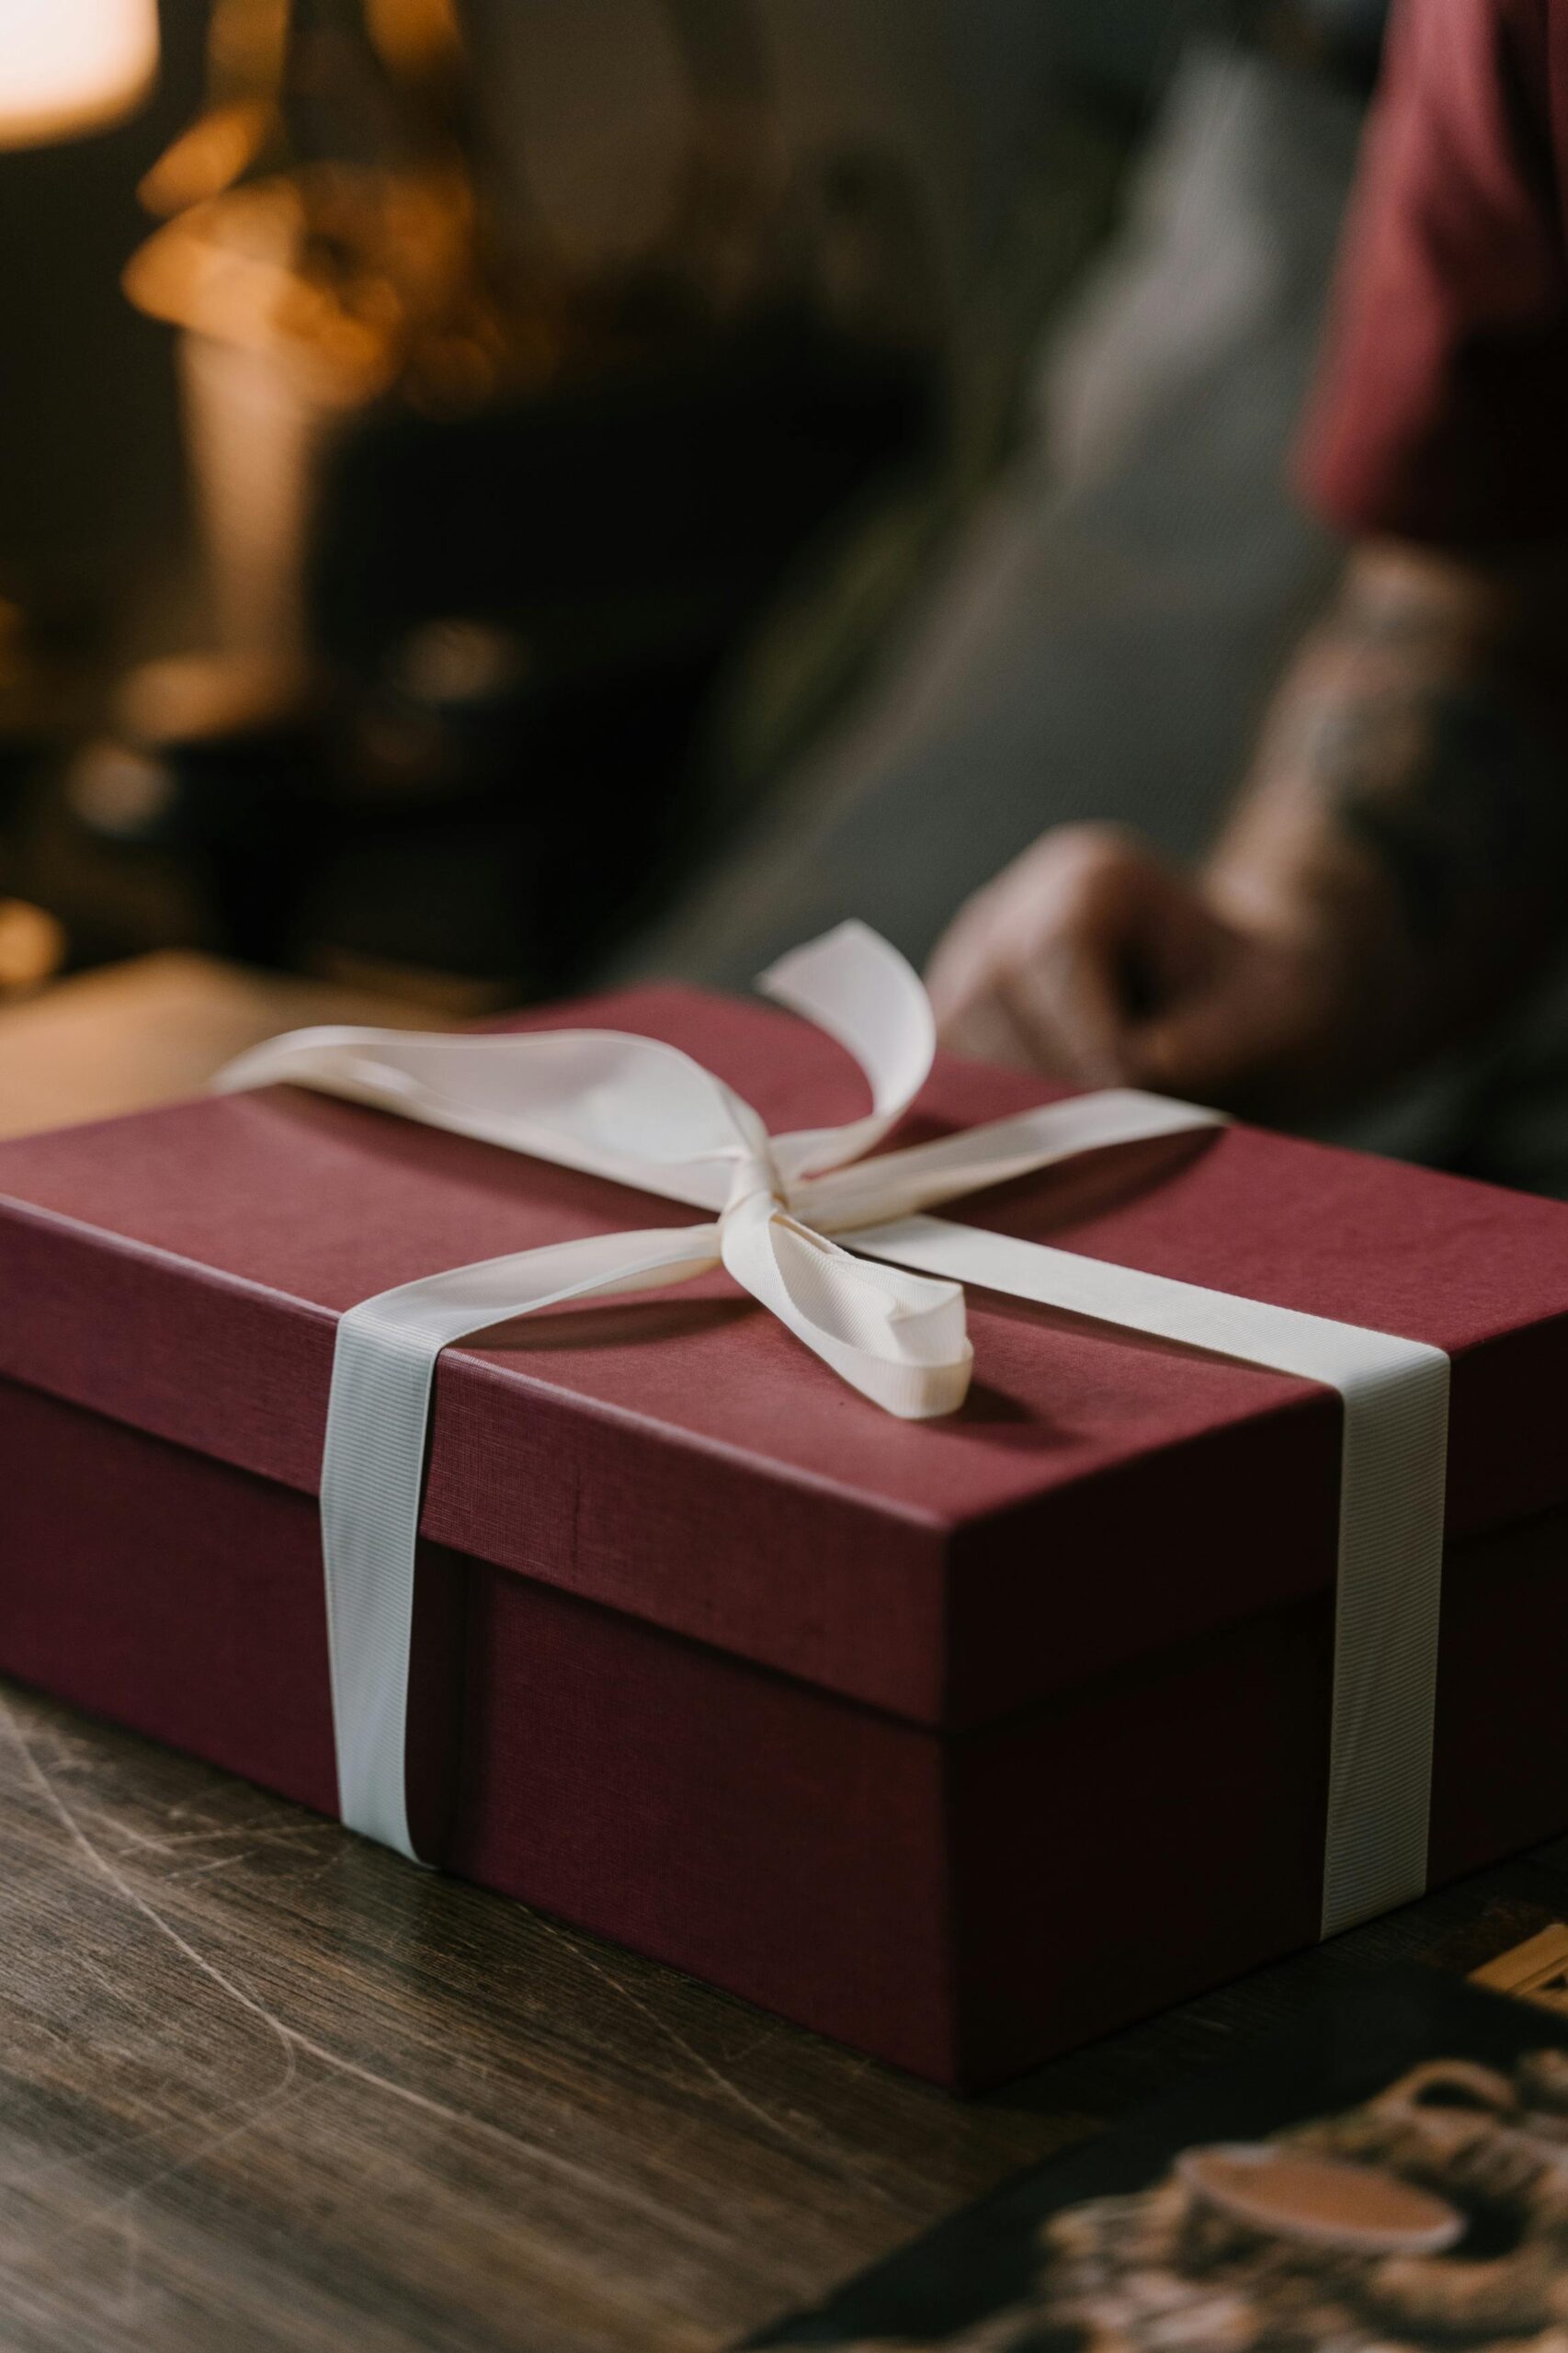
608,41 -> 1363,987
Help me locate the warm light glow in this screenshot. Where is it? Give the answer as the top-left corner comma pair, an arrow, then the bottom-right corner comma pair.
0,0 -> 159,150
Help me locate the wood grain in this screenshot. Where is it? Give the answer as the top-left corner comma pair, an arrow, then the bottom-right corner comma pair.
0,954 -> 451,1141
0,1673 -> 1564,2351
0,1677 -> 1063,2350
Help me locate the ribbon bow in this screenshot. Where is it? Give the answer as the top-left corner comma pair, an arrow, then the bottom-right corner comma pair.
217,920 -> 1218,1421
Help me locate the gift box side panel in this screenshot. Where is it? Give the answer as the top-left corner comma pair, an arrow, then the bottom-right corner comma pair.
950,1501 -> 1568,2087
0,1377 -> 962,2082
0,1364 -> 1327,2088
949,1597 -> 1333,2089
1428,1507 -> 1568,1881
0,1374 -> 341,1813
446,1563 -> 960,2081
11,1374 -> 1568,2092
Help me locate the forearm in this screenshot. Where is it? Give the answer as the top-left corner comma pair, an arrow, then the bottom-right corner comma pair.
929,540 -> 1568,1115
1205,540 -> 1568,1081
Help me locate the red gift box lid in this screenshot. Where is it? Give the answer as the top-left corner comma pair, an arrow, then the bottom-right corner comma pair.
4,982 -> 1568,1731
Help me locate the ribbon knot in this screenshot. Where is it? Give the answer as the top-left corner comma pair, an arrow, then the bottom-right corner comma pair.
722,1153 -> 784,1216
716,1097 -> 789,1224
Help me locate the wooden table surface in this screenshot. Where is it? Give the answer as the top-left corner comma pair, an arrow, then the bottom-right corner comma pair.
0,952 -> 452,1142
0,957 -> 1560,2351
3,1674 -> 1562,2353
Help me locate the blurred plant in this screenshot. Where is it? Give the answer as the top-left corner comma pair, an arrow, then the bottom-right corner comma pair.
122,0 -> 903,414
125,0 -> 560,411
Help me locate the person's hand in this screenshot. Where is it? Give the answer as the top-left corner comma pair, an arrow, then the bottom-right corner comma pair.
926,824 -> 1358,1109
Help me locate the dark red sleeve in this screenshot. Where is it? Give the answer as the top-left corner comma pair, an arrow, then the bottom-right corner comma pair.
1298,0 -> 1568,549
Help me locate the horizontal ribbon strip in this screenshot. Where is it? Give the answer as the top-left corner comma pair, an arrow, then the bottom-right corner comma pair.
218,922 -> 1450,1938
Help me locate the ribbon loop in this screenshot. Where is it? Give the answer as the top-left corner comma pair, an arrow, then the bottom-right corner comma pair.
718,1190 -> 972,1419
217,1025 -> 774,1216
759,920 -> 937,1183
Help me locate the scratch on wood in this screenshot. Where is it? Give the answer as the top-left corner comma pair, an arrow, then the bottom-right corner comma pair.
107,1818 -> 335,1859
165,1848 -> 277,1883
530,1914 -> 902,2208
117,2211 -> 140,2325
0,1691 -> 743,2260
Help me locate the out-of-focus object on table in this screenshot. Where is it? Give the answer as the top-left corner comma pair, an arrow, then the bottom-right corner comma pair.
0,897 -> 66,998
0,949 -> 449,1140
0,0 -> 158,150
1471,1921 -> 1568,2016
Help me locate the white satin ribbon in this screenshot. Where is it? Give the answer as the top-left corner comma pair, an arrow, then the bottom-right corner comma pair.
216,921 -> 1449,1938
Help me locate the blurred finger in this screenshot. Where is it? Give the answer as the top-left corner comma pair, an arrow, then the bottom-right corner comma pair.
926,887 -> 1003,1024
1000,937 -> 1133,1087
1129,956 -> 1298,1102
937,984 -> 1049,1072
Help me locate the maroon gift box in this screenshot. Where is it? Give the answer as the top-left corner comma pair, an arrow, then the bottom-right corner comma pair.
5,982 -> 1568,2089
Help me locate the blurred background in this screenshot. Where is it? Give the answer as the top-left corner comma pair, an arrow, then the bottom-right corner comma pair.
0,0 -> 1387,1111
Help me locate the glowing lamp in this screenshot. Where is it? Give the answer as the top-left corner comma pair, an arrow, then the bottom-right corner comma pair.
0,0 -> 159,150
